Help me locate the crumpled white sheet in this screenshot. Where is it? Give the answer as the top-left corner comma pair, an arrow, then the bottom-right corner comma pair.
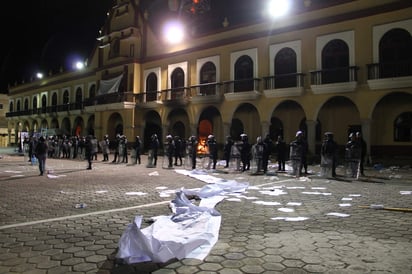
116,173 -> 248,264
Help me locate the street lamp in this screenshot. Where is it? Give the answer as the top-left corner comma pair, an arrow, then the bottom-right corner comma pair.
163,20 -> 185,44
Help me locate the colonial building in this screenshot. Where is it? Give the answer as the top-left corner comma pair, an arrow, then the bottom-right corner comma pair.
6,0 -> 412,162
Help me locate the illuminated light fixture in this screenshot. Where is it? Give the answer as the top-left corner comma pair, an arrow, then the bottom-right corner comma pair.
75,61 -> 85,70
36,72 -> 43,79
268,0 -> 290,17
164,20 -> 185,44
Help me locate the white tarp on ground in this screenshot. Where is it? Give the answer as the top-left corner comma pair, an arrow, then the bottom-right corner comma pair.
116,170 -> 249,264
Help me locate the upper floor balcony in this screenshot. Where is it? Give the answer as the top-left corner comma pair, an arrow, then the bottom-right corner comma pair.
263,73 -> 305,98
367,62 -> 412,90
310,66 -> 359,94
222,78 -> 261,101
83,92 -> 135,112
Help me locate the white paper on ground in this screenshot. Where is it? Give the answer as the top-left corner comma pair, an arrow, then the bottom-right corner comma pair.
116,174 -> 247,264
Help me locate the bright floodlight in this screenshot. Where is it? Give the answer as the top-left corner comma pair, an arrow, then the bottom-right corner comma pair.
36,72 -> 43,79
268,0 -> 290,17
75,61 -> 85,70
164,21 -> 185,44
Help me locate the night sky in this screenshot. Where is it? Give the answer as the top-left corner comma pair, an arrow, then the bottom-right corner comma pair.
0,0 -> 113,93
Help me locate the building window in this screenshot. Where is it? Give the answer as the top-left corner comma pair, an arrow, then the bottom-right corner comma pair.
171,68 -> 185,99
379,28 -> 412,78
146,72 -> 158,101
52,93 -> 57,112
24,99 -> 29,111
89,84 -> 96,99
75,88 -> 83,109
274,47 -> 297,88
41,95 -> 47,112
9,102 -> 13,112
199,61 -> 216,95
63,90 -> 70,104
321,39 -> 349,83
16,101 -> 21,111
394,112 -> 412,142
33,97 -> 37,109
234,55 -> 254,92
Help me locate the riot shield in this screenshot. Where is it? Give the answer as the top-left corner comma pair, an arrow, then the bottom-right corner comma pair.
320,154 -> 333,178
162,144 -> 174,169
146,149 -> 155,168
229,142 -> 242,172
250,144 -> 264,175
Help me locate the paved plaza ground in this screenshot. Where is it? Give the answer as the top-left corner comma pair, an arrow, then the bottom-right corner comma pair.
0,151 -> 411,274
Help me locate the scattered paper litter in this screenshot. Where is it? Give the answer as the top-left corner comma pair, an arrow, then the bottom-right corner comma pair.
400,191 -> 412,195
327,212 -> 350,217
253,201 -> 282,206
271,216 -> 309,221
96,190 -> 108,194
125,192 -> 147,196
339,203 -> 351,207
148,171 -> 159,176
341,197 -> 352,201
278,207 -> 294,212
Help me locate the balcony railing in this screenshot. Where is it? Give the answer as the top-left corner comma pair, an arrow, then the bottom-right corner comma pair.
263,73 -> 305,89
222,78 -> 261,93
189,82 -> 222,96
84,92 -> 135,106
367,62 -> 412,80
310,66 -> 359,85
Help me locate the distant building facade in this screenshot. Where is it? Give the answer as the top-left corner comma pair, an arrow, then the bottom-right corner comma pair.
6,0 -> 412,161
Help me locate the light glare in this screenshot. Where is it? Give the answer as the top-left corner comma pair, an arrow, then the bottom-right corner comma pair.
164,21 -> 184,44
268,0 -> 290,17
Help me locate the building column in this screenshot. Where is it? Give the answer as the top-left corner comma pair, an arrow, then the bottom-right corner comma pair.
305,119 -> 317,155
223,122 -> 230,139
360,119 -> 371,164
261,121 -> 270,137
190,124 -> 197,137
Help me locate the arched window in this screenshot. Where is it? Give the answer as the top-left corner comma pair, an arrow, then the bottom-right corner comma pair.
89,84 -> 96,98
63,90 -> 70,104
171,68 -> 184,99
41,95 -> 47,112
52,93 -> 57,112
199,61 -> 216,95
379,28 -> 412,78
274,47 -> 297,88
234,55 -> 254,92
16,100 -> 21,111
146,72 -> 158,101
321,39 -> 349,83
9,101 -> 13,112
75,88 -> 82,109
394,112 -> 412,142
32,97 -> 37,110
24,98 -> 29,111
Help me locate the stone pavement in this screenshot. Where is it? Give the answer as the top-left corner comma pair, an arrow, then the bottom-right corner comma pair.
0,153 -> 411,274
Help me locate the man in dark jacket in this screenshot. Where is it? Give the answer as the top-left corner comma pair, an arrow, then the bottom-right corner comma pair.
85,135 -> 93,170
34,136 -> 48,176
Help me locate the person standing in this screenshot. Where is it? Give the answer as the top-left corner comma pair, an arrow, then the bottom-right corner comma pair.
275,135 -> 287,172
101,135 -> 110,162
112,134 -> 120,163
150,134 -> 159,167
240,133 -> 251,172
345,132 -> 361,178
188,136 -> 198,169
262,134 -> 273,174
85,135 -> 93,170
356,131 -> 367,176
321,132 -> 338,178
289,131 -> 304,177
134,136 -> 141,165
166,135 -> 175,168
223,135 -> 234,168
300,131 -> 309,174
206,134 -> 218,169
34,136 -> 48,176
120,135 -> 128,163
173,136 -> 183,166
